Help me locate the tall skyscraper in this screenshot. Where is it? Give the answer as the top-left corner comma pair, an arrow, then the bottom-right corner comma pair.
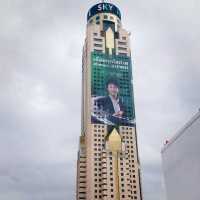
76,2 -> 143,200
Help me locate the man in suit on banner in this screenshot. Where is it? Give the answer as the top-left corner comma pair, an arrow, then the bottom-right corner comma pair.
94,78 -> 126,119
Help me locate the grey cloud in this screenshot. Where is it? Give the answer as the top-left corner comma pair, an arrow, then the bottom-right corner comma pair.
0,163 -> 74,200
0,0 -> 199,200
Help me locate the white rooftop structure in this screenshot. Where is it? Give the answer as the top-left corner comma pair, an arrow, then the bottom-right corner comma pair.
161,110 -> 200,200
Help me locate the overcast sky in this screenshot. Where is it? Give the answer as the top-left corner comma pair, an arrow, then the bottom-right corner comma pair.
0,0 -> 199,199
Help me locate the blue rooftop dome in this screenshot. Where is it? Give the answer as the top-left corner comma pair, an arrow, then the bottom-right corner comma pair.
87,3 -> 121,21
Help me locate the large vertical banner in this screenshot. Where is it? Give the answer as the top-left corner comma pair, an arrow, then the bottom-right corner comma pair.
91,52 -> 135,127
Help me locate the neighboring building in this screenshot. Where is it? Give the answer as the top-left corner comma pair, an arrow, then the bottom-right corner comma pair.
76,2 -> 143,200
161,110 -> 200,200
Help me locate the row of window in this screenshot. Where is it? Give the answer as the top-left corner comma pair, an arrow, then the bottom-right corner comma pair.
94,43 -> 102,48
93,125 -> 133,130
122,135 -> 133,139
94,195 -> 137,200
93,48 -> 128,56
89,14 -> 121,25
94,44 -> 128,51
94,129 -> 104,132
94,38 -> 127,46
94,38 -> 103,42
94,124 -> 105,128
118,46 -> 128,51
93,32 -> 127,40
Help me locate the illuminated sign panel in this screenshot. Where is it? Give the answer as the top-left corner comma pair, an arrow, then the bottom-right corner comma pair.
91,52 -> 135,127
87,3 -> 121,21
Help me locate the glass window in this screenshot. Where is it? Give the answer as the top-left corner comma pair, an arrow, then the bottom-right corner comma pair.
118,41 -> 127,45
118,47 -> 127,51
94,38 -> 103,42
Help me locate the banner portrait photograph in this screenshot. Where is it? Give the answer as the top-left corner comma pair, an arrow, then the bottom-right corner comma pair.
91,52 -> 135,127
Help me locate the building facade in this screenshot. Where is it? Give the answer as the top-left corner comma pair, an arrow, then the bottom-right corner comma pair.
161,110 -> 200,200
77,2 -> 143,200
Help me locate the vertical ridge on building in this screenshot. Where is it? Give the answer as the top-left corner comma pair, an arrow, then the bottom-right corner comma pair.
76,2 -> 143,200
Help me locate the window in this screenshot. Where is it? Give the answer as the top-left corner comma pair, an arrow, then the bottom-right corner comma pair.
94,49 -> 102,53
118,41 -> 127,45
104,15 -> 108,19
122,36 -> 126,40
119,53 -> 127,56
94,38 -> 102,42
118,47 -> 127,51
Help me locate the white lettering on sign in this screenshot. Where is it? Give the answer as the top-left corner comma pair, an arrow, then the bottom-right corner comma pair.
102,4 -> 108,11
109,5 -> 113,10
92,56 -> 129,70
97,3 -> 113,12
97,4 -> 102,11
